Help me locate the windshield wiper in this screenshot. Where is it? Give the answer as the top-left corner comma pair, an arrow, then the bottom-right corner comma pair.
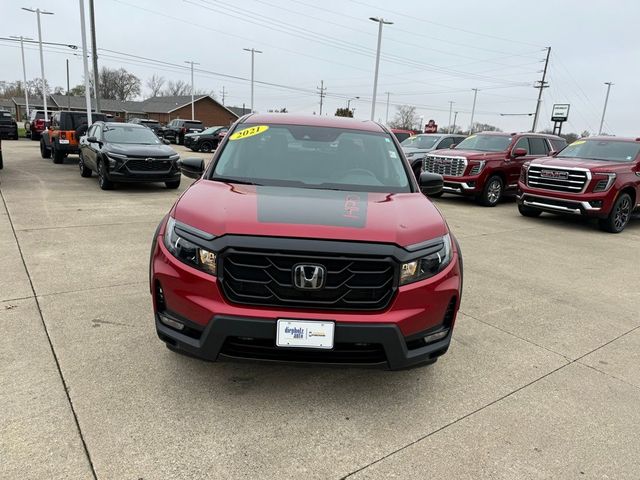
211,176 -> 261,186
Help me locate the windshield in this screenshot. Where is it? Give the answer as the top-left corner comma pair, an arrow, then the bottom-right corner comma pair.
557,139 -> 640,162
104,125 -> 161,145
212,124 -> 411,193
401,135 -> 441,150
141,120 -> 159,125
0,112 -> 12,119
455,134 -> 512,152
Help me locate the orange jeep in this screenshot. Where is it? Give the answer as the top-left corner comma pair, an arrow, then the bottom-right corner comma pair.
41,111 -> 107,164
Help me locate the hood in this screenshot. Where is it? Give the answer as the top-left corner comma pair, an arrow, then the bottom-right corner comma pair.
532,156 -> 632,170
403,147 -> 434,155
173,181 -> 448,247
106,143 -> 177,157
427,148 -> 505,160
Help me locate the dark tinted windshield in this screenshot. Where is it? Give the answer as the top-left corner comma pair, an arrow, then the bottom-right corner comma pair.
401,135 -> 441,150
212,124 -> 411,193
141,120 -> 159,125
456,134 -> 512,152
0,112 -> 12,119
557,139 -> 640,162
104,125 -> 161,144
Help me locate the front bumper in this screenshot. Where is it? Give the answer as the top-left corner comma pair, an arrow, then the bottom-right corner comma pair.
517,183 -> 616,218
151,233 -> 462,370
0,126 -> 18,139
183,137 -> 196,148
443,178 -> 479,195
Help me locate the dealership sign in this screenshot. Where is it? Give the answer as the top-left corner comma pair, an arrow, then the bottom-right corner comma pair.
551,104 -> 570,122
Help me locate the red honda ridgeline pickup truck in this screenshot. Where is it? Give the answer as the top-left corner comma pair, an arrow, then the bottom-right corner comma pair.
423,132 -> 566,206
518,136 -> 640,233
150,114 -> 463,369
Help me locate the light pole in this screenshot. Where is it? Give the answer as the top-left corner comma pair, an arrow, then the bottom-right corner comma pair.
598,82 -> 613,135
346,96 -> 360,112
9,35 -> 33,121
447,101 -> 454,133
185,60 -> 200,120
369,17 -> 393,121
243,48 -> 262,112
78,0 -> 93,124
384,91 -> 391,125
22,7 -> 54,122
452,111 -> 459,134
469,88 -> 478,133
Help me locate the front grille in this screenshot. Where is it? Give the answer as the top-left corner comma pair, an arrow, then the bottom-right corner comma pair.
424,155 -> 467,177
220,249 -> 397,311
125,159 -> 174,172
220,336 -> 387,364
527,165 -> 589,193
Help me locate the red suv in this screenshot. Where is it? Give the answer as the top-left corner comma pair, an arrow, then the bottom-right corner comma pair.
149,114 -> 463,369
422,132 -> 566,206
518,136 -> 640,233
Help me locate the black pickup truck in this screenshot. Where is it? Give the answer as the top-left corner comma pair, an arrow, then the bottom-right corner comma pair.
0,111 -> 19,140
159,119 -> 204,145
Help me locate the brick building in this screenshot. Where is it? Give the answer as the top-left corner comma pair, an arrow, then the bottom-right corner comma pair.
141,95 -> 239,126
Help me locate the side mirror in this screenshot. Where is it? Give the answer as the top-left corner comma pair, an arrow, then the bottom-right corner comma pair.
548,150 -> 559,157
87,136 -> 98,143
449,143 -> 457,149
178,157 -> 205,179
162,138 -> 170,145
512,148 -> 527,158
419,171 -> 444,196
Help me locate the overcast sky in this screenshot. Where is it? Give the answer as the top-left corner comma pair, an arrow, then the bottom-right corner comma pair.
1,0 -> 639,135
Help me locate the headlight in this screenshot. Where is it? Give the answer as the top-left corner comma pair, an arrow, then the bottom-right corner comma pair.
192,136 -> 200,141
169,154 -> 180,160
519,162 -> 531,183
400,234 -> 453,285
107,152 -> 127,159
469,160 -> 486,175
163,217 -> 217,276
593,173 -> 616,192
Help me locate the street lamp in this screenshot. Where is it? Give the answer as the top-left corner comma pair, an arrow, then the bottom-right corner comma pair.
346,96 -> 360,111
22,7 -> 54,122
369,17 -> 393,121
9,35 -> 33,120
598,82 -> 614,135
243,48 -> 262,112
185,60 -> 200,120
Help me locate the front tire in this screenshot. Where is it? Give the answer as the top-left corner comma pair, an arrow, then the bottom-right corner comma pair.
97,159 -> 114,190
518,203 -> 542,217
479,175 -> 503,207
40,139 -> 51,158
599,193 -> 633,233
165,179 -> 181,189
199,140 -> 214,153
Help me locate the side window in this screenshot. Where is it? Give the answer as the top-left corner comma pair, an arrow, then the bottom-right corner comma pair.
86,125 -> 95,137
438,137 -> 455,149
550,139 -> 567,152
513,137 -> 530,154
94,125 -> 102,139
529,137 -> 549,155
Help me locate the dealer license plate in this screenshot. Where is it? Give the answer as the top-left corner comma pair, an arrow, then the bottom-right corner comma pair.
58,139 -> 70,144
276,319 -> 334,349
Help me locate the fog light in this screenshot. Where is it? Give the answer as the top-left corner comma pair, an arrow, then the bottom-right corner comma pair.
589,200 -> 603,208
159,313 -> 184,331
424,329 -> 449,344
467,181 -> 475,188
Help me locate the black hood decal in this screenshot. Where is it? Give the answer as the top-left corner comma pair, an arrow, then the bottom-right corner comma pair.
257,187 -> 368,228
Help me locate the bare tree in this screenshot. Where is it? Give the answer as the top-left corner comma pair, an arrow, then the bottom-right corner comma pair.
90,67 -> 141,100
389,105 -> 418,130
146,74 -> 165,97
163,80 -> 190,96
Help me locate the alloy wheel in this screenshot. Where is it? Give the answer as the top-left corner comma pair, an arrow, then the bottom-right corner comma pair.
487,179 -> 502,204
614,196 -> 632,230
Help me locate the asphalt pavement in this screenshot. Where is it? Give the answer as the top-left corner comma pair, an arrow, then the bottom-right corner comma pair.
1,138 -> 639,479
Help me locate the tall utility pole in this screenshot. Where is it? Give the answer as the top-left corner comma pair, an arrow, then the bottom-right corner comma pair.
22,8 -> 54,122
598,82 -> 614,135
369,17 -> 393,121
88,0 -> 100,112
317,80 -> 326,115
384,91 -> 391,124
78,0 -> 93,124
452,111 -> 459,133
66,59 -> 70,110
469,88 -> 478,133
532,47 -> 551,133
9,35 -> 33,120
184,60 -> 200,120
243,48 -> 262,112
447,101 -> 454,133
220,86 -> 227,106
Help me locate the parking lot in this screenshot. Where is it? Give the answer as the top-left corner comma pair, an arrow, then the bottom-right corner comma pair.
1,138 -> 639,479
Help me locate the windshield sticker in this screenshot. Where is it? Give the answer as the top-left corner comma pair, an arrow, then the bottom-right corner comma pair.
570,140 -> 586,146
389,151 -> 397,159
385,138 -> 391,143
229,125 -> 269,141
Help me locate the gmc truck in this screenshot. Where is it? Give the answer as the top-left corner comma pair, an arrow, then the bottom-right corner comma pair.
422,132 -> 566,206
518,136 -> 640,233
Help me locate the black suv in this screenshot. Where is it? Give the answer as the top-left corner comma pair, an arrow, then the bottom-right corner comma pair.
0,111 -> 19,140
78,122 -> 181,190
184,126 -> 228,152
129,117 -> 162,134
161,119 -> 204,145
